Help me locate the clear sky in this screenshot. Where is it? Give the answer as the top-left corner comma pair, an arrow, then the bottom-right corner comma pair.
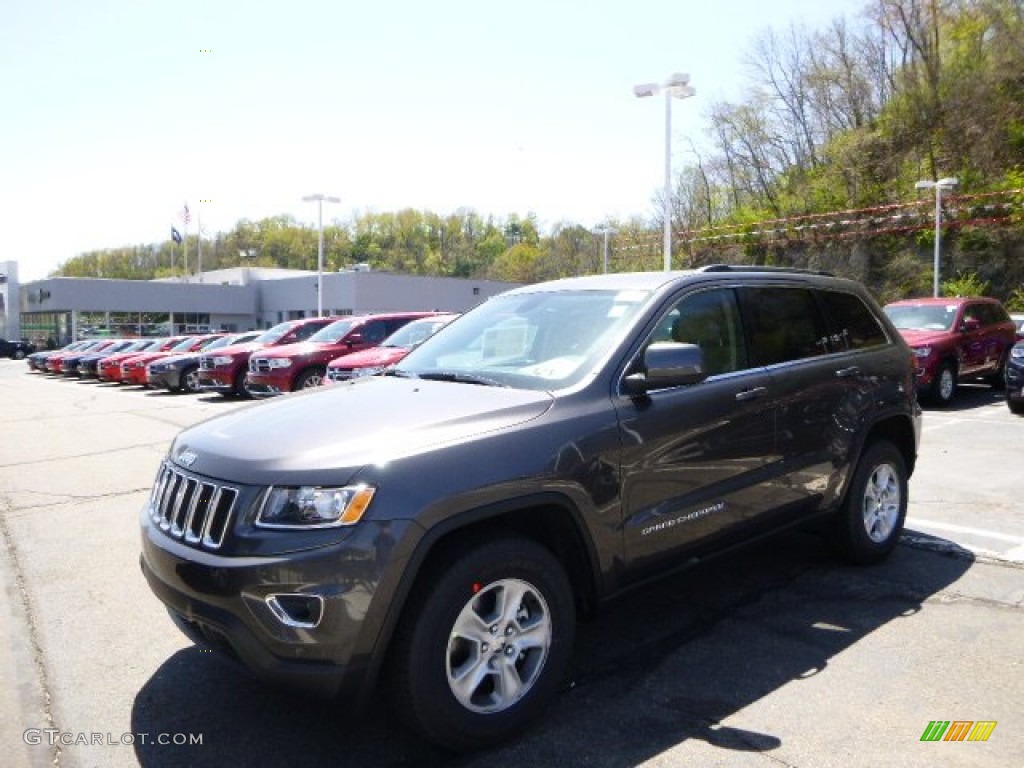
1,0 -> 867,281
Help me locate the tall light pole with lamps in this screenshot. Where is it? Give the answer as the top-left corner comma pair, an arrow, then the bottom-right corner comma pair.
592,225 -> 618,274
633,73 -> 695,271
302,193 -> 341,317
914,177 -> 958,297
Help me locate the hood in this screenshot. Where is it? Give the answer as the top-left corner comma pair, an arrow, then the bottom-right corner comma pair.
201,341 -> 263,358
329,345 -> 406,369
170,376 -> 554,484
895,328 -> 951,348
153,351 -> 199,367
253,340 -> 325,360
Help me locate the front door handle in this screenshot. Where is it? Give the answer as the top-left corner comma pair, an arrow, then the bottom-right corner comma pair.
735,386 -> 767,401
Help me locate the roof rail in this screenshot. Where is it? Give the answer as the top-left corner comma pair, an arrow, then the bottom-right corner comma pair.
697,264 -> 835,277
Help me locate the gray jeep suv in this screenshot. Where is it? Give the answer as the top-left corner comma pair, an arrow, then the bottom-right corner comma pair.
140,266 -> 921,751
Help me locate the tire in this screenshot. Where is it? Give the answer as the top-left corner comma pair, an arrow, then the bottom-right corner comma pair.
179,365 -> 200,393
1009,400 -> 1024,416
294,367 -> 326,390
830,440 -> 908,565
233,368 -> 250,397
928,361 -> 957,406
13,348 -> 26,360
389,536 -> 575,752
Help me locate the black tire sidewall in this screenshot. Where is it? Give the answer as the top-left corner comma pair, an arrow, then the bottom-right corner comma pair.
392,537 -> 575,752
834,441 -> 908,564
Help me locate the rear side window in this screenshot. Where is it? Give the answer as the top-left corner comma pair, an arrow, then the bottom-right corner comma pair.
740,287 -> 828,366
817,290 -> 889,350
292,322 -> 328,342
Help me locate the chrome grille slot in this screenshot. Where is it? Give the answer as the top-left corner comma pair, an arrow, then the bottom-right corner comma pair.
150,463 -> 238,550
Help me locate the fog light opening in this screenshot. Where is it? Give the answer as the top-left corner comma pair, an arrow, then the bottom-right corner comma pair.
266,594 -> 324,628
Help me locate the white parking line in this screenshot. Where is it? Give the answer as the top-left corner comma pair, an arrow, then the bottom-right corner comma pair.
905,517 -> 1024,544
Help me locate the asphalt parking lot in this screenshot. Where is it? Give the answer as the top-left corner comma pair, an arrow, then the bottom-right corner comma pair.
1,360 -> 1022,768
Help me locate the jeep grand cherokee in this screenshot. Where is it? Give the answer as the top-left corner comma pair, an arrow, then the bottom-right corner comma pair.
140,266 -> 921,751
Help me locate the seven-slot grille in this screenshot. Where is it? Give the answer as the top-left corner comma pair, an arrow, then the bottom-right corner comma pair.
150,463 -> 238,549
199,357 -> 215,370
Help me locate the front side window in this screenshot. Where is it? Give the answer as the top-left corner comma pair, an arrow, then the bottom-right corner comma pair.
649,288 -> 747,377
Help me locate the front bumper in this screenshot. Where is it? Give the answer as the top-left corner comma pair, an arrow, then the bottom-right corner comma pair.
139,509 -> 401,699
148,369 -> 183,390
245,372 -> 289,397
197,371 -> 237,393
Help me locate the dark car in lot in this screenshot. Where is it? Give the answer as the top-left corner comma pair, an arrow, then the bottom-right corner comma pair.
141,266 -> 921,751
245,312 -> 435,396
27,341 -> 89,371
197,317 -> 336,397
50,339 -> 119,375
1,338 -> 36,360
147,332 -> 260,393
1004,341 -> 1024,414
324,313 -> 459,383
76,339 -> 140,377
883,296 -> 1016,405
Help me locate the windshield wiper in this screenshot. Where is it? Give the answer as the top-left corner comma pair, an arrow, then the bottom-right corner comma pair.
382,369 -> 419,379
416,371 -> 507,387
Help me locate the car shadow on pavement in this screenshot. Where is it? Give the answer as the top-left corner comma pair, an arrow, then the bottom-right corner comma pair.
131,530 -> 972,768
920,384 -> 1004,412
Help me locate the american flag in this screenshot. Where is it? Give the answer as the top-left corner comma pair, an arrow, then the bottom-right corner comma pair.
179,204 -> 191,226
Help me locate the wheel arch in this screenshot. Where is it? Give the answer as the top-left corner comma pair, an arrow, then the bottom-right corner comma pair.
862,414 -> 918,478
364,493 -> 600,696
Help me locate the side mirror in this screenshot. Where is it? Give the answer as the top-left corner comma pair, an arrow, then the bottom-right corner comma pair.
623,342 -> 707,395
345,332 -> 363,347
961,318 -> 982,333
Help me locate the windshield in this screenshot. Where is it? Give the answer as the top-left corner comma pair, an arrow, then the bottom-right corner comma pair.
383,317 -> 454,349
396,289 -> 651,390
309,319 -> 359,343
252,322 -> 295,345
885,304 -> 958,332
170,336 -> 199,352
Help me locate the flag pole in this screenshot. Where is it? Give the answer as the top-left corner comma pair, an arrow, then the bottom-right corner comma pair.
197,209 -> 203,281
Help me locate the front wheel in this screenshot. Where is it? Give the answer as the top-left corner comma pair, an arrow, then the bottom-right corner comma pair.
389,536 -> 575,752
179,365 -> 200,393
13,348 -> 26,360
830,440 -> 908,565
294,367 -> 326,390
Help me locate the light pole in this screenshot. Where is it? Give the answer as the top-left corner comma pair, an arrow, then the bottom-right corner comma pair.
634,73 -> 695,271
302,193 -> 341,317
592,225 -> 618,274
914,177 -> 958,297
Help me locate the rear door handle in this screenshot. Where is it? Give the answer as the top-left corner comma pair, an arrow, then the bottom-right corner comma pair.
835,366 -> 861,378
735,386 -> 767,401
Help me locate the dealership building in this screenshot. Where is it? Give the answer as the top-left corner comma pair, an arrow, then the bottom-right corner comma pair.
6,261 -> 519,347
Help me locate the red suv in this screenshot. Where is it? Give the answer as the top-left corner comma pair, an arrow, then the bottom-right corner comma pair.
197,317 -> 336,397
883,296 -> 1016,405
324,313 -> 458,383
245,312 -> 435,396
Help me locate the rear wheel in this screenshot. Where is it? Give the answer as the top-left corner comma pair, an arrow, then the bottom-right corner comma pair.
929,361 -> 957,406
985,352 -> 1008,390
389,536 -> 575,752
830,440 -> 907,565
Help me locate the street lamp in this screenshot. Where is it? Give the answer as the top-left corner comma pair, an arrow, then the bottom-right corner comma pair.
634,73 -> 696,271
592,225 -> 618,274
914,177 -> 958,297
302,193 -> 341,316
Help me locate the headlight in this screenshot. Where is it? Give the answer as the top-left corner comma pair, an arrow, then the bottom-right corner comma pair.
351,366 -> 384,378
256,485 -> 376,529
912,346 -> 931,358
267,358 -> 292,369
212,355 -> 234,366
1011,346 -> 1024,360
